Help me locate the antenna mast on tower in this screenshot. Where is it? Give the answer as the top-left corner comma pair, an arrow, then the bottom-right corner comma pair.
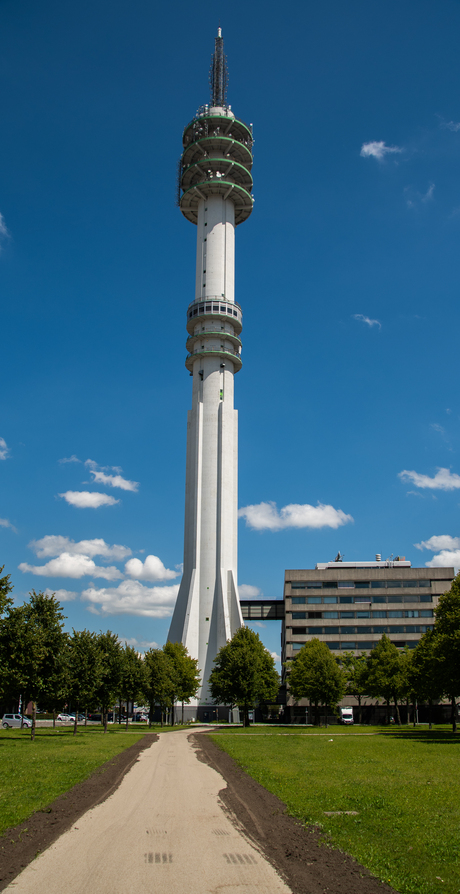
209,27 -> 229,107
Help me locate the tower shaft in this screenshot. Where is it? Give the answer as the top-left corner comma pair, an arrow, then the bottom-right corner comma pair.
168,31 -> 254,708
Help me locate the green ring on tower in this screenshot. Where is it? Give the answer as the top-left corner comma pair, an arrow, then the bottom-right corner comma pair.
180,180 -> 253,225
181,158 -> 253,192
181,135 -> 253,171
182,114 -> 253,148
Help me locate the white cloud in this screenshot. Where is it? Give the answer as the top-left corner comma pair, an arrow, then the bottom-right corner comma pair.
352,314 -> 381,330
19,553 -> 123,580
360,141 -> 403,161
0,213 -> 9,242
118,635 -> 160,651
444,120 -> 460,132
30,535 -> 131,561
0,517 -> 17,533
398,467 -> 460,491
59,491 -> 120,508
44,587 -> 78,601
238,501 -> 353,531
89,469 -> 139,492
125,555 -> 178,581
58,455 -> 81,464
271,651 -> 281,664
81,580 -> 179,617
0,438 -> 10,460
405,183 -> 436,208
238,584 -> 263,599
414,535 -> 460,552
431,423 -> 445,435
424,550 -> 460,570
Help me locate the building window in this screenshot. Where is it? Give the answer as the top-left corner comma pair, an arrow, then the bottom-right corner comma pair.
371,582 -> 386,589
292,627 -> 307,635
292,597 -> 305,604
356,611 -> 371,618
325,626 -> 339,634
405,610 -> 419,618
323,611 -> 338,619
340,611 -> 355,618
338,582 -> 354,589
308,611 -> 322,619
308,626 -> 323,634
325,642 -> 340,650
372,611 -> 386,618
356,626 -> 372,634
292,612 -> 306,619
323,597 -> 338,604
372,596 -> 386,603
420,595 -> 432,603
307,597 -> 321,604
292,643 -> 303,651
341,642 -> 356,649
388,611 -> 403,618
420,610 -> 434,617
355,582 -> 370,589
339,596 -> 353,604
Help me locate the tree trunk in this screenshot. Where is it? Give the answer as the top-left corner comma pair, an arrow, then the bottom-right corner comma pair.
171,703 -> 175,726
73,705 -> 78,737
125,698 -> 129,731
451,695 -> 457,733
181,701 -> 184,724
358,696 -> 362,725
412,699 -> 417,727
119,697 -> 122,725
428,698 -> 433,730
325,705 -> 328,728
103,708 -> 108,734
52,709 -> 56,729
85,709 -> 88,727
243,706 -> 250,727
314,701 -> 320,726
393,694 -> 401,726
406,698 -> 410,725
31,701 -> 36,742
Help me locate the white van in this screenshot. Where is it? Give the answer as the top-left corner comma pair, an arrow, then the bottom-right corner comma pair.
339,707 -> 354,725
2,714 -> 32,729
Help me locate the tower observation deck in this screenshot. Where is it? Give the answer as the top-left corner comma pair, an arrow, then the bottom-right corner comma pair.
168,30 -> 254,714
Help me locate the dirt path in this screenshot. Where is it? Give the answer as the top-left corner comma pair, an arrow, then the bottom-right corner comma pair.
3,729 -> 291,894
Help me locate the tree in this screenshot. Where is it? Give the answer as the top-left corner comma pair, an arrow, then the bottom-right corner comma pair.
94,632 -> 123,733
163,641 -> 201,724
67,629 -> 103,735
366,635 -> 405,725
143,648 -> 175,726
119,644 -> 144,730
209,627 -> 279,727
288,639 -> 346,726
339,652 -> 368,724
0,591 -> 67,740
0,566 -> 13,616
408,631 -> 443,729
432,576 -> 460,732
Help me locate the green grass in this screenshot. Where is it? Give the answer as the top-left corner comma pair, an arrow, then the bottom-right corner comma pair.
209,726 -> 460,894
0,726 -> 148,834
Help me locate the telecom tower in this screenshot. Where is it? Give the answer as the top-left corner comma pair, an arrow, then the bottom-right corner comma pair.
168,29 -> 254,712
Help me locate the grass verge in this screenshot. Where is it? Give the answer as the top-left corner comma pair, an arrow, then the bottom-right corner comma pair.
209,725 -> 460,894
0,726 -> 148,834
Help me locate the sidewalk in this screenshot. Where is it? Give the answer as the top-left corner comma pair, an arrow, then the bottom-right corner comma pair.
5,729 -> 291,894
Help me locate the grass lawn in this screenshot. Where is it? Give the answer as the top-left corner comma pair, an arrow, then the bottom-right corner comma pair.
209,725 -> 460,894
0,726 -> 149,834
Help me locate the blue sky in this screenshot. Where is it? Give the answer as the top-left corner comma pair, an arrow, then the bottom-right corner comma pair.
2,0 -> 460,668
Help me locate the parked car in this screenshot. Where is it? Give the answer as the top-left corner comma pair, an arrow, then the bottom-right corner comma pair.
56,713 -> 74,722
132,713 -> 149,722
69,713 -> 85,722
2,714 -> 32,729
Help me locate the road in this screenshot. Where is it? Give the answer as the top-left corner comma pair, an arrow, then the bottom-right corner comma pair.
5,728 -> 291,894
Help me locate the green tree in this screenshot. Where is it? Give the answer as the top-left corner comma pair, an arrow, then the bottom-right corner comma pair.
366,634 -> 405,725
432,576 -> 460,732
94,631 -> 123,733
288,639 -> 346,726
0,591 -> 67,740
143,648 -> 175,726
339,651 -> 368,724
163,641 -> 201,724
0,566 -> 13,616
120,644 -> 144,730
209,627 -> 279,727
409,631 -> 443,729
67,629 -> 103,734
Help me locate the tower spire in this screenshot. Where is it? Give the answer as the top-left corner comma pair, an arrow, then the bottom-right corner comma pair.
209,27 -> 228,108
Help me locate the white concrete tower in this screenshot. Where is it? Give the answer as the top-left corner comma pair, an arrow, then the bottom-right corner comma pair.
168,30 -> 254,710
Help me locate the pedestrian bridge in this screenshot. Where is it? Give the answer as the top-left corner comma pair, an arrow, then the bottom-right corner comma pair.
239,599 -> 285,621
